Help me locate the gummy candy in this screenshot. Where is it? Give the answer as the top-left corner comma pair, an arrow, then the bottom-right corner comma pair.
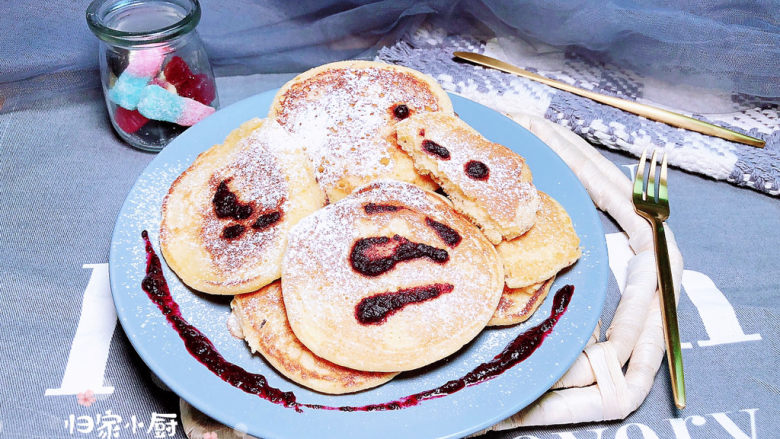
163,56 -> 195,87
107,47 -> 166,110
179,73 -> 216,105
106,50 -> 129,77
163,56 -> 215,105
136,84 -> 215,126
114,107 -> 148,134
108,74 -> 151,110
151,76 -> 177,94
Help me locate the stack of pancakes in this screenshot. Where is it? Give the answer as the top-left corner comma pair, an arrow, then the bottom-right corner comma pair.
159,61 -> 581,394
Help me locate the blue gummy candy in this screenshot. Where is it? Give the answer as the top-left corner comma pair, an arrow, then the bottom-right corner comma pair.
136,85 -> 185,124
108,74 -> 150,110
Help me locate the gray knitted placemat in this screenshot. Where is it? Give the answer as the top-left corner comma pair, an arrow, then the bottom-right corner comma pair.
377,25 -> 779,196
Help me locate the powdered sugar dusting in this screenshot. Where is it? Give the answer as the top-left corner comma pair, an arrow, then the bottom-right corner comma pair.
282,181 -> 503,369
112,158 -> 191,329
200,122 -> 292,280
437,127 -> 535,221
109,87 -> 608,426
398,114 -> 540,238
274,66 -> 444,193
226,312 -> 244,339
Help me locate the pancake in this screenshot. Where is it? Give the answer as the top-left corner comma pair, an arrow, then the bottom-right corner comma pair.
496,192 -> 581,288
231,281 -> 398,394
487,277 -> 555,326
268,61 -> 453,202
160,119 -> 326,295
395,112 -> 540,244
282,181 -> 504,372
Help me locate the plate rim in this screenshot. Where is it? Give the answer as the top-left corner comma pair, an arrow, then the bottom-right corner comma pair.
109,89 -> 608,439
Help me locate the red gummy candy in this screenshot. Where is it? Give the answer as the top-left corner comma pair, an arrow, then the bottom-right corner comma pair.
180,73 -> 216,105
163,56 -> 195,88
163,56 -> 215,105
115,107 -> 148,134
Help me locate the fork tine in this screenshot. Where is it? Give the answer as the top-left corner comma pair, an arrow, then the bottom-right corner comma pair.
659,151 -> 669,206
634,148 -> 648,199
647,149 -> 659,201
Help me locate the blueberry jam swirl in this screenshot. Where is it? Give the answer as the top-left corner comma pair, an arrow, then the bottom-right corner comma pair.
425,217 -> 461,248
139,231 -> 574,413
349,235 -> 449,277
252,210 -> 282,231
212,179 -> 283,240
221,224 -> 246,240
363,203 -> 403,214
213,180 -> 253,220
355,283 -> 454,325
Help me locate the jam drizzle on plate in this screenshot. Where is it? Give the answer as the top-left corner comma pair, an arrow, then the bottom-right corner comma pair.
139,231 -> 574,413
318,283 -> 575,411
140,231 -> 301,411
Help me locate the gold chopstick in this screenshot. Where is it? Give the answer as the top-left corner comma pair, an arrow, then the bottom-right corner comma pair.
453,52 -> 765,148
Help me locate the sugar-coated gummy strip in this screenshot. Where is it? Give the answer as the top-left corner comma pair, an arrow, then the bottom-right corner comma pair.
107,47 -> 167,110
137,85 -> 215,126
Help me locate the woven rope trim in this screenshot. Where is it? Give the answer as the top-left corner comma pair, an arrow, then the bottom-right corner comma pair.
474,111 -> 684,433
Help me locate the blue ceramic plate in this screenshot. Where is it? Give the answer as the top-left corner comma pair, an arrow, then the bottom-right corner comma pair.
109,91 -> 607,439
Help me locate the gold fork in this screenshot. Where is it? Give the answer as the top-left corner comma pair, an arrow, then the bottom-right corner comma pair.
632,149 -> 686,409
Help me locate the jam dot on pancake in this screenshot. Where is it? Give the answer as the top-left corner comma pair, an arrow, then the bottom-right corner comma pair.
422,140 -> 450,160
364,203 -> 403,214
418,128 -> 425,137
464,160 -> 489,180
213,180 -> 254,220
393,104 -> 410,120
252,210 -> 282,231
355,283 -> 455,325
235,204 -> 254,220
222,224 -> 246,240
425,217 -> 461,248
350,235 -> 449,277
213,181 -> 239,218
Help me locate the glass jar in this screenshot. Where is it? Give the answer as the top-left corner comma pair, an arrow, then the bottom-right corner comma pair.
87,0 -> 218,152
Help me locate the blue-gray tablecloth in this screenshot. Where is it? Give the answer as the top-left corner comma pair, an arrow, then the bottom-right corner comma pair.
1,71 -> 777,439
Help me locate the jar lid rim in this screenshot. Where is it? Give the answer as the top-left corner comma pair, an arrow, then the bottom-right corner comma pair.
86,0 -> 201,45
